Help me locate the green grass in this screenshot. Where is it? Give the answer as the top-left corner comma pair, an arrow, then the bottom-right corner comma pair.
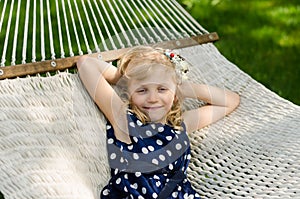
179,0 -> 300,105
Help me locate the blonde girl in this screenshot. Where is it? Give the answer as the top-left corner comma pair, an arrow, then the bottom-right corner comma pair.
77,46 -> 240,199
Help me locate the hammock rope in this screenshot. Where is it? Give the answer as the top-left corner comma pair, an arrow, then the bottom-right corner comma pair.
0,0 -> 211,68
1,1 -> 299,199
11,0 -> 21,66
40,0 -> 46,61
55,0 -> 65,58
22,0 -> 31,64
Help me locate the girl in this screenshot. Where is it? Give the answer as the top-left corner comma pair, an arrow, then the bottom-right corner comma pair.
77,46 -> 240,199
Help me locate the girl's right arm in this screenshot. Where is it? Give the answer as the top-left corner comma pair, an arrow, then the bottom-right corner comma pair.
76,56 -> 126,129
179,81 -> 240,133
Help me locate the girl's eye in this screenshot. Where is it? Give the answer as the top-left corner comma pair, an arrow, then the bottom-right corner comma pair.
136,88 -> 147,94
158,87 -> 168,92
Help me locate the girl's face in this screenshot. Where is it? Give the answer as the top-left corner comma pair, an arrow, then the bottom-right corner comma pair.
128,66 -> 177,123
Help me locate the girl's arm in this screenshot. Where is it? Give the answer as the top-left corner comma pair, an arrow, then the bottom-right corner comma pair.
77,56 -> 122,85
179,81 -> 240,133
76,56 -> 126,133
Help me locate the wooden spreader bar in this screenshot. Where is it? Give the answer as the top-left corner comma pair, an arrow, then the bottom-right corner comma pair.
0,33 -> 218,80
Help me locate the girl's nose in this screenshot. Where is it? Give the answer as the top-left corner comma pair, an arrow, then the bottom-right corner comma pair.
147,91 -> 158,102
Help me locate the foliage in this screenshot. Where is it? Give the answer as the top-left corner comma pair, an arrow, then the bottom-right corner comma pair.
179,0 -> 300,105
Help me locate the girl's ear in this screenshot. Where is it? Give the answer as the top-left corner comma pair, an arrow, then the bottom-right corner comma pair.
175,87 -> 183,101
173,95 -> 179,106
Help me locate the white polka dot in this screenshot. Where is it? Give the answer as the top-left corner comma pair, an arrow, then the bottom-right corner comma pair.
129,122 -> 135,127
102,188 -> 109,195
156,139 -> 163,145
152,159 -> 159,165
142,187 -> 147,194
183,193 -> 189,199
133,153 -> 139,160
159,154 -> 165,161
166,136 -> 172,141
114,168 -> 119,174
128,145 -> 133,150
124,186 -> 128,192
124,174 -> 128,179
131,183 -> 138,189
176,143 -> 182,150
146,130 -> 152,136
184,140 -> 188,145
151,124 -> 156,129
142,147 -> 149,154
107,138 -> 114,144
187,154 -> 191,160
148,145 -> 154,151
185,194 -> 194,199
152,193 -> 158,198
138,196 -> 144,199
106,125 -> 111,130
135,172 -> 142,177
120,157 -> 124,163
169,164 -> 173,170
172,192 -> 178,198
137,120 -> 143,126
153,175 -> 160,180
166,150 -> 172,156
116,178 -> 121,184
156,181 -> 161,187
133,137 -> 138,143
158,127 -> 164,132
178,186 -> 182,191
110,153 -> 116,160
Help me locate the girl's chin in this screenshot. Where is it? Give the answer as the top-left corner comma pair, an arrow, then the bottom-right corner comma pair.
148,115 -> 166,124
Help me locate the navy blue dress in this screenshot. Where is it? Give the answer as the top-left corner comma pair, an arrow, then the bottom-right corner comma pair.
101,111 -> 201,199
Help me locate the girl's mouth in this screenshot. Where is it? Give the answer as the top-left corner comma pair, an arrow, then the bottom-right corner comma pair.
143,106 -> 163,111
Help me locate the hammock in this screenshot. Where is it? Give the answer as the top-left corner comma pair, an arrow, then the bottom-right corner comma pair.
0,1 -> 299,198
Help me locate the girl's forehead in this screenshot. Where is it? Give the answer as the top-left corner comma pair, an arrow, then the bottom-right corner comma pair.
131,70 -> 175,84
128,73 -> 177,91
126,63 -> 177,89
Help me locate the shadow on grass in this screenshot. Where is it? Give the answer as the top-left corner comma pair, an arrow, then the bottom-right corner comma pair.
179,0 -> 300,105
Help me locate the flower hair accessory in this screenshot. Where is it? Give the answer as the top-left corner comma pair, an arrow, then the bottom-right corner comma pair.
164,49 -> 191,82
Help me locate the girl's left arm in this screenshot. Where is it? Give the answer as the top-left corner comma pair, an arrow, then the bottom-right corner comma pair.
179,81 -> 240,133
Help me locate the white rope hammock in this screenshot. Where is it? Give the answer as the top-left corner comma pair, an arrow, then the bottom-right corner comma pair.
0,1 -> 300,199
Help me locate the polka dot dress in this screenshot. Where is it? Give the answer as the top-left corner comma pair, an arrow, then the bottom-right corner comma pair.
101,111 -> 201,199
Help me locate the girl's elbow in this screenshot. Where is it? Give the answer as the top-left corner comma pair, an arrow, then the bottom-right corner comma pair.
76,55 -> 89,70
231,93 -> 240,111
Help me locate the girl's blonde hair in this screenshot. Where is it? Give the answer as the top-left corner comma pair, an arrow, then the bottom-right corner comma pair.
117,46 -> 183,130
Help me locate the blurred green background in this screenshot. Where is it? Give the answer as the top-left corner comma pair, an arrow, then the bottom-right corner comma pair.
178,0 -> 300,105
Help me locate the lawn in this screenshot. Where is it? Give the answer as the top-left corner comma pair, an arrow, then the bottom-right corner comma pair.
179,0 -> 300,105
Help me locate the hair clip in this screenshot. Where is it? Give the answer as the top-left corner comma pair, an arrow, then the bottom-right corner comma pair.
164,50 -> 190,82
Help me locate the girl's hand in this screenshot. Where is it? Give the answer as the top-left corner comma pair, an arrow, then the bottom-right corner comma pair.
179,81 -> 240,133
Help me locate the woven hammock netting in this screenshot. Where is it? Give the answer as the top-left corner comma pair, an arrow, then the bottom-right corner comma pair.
1,1 -> 300,199
0,0 -> 206,67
